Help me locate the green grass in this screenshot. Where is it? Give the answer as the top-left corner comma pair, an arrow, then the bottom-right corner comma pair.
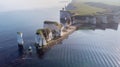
67,0 -> 120,16
44,20 -> 62,29
44,21 -> 59,26
68,3 -> 105,16
105,2 -> 120,6
36,29 -> 44,35
73,0 -> 120,6
17,32 -> 22,34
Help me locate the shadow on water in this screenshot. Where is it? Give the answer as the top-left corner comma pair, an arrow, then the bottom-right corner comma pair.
36,48 -> 45,59
17,40 -> 64,60
77,22 -> 119,31
36,41 -> 63,59
18,48 -> 24,57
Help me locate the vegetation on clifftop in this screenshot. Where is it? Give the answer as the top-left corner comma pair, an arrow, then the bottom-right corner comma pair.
44,21 -> 63,29
67,3 -> 105,16
66,0 -> 120,16
73,0 -> 120,6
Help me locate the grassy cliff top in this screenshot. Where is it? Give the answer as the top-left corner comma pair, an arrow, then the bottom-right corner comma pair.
44,20 -> 63,29
67,3 -> 105,16
72,0 -> 120,6
17,32 -> 22,35
66,0 -> 120,16
36,29 -> 44,35
44,21 -> 58,25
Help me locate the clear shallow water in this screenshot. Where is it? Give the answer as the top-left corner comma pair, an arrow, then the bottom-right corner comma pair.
0,2 -> 120,67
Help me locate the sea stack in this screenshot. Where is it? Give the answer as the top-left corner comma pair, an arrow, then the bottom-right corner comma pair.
17,32 -> 24,50
44,21 -> 63,38
35,29 -> 47,48
28,46 -> 32,55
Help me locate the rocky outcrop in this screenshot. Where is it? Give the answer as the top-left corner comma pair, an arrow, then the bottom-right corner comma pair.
60,9 -> 72,27
17,32 -> 24,45
35,29 -> 50,46
44,21 -> 63,37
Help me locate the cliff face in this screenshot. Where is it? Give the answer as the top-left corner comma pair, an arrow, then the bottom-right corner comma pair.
35,34 -> 47,46
72,15 -> 120,24
44,21 -> 63,38
35,29 -> 48,46
63,0 -> 120,24
17,32 -> 24,45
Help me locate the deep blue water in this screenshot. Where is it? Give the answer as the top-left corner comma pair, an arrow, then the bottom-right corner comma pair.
0,4 -> 120,67
0,7 -> 61,67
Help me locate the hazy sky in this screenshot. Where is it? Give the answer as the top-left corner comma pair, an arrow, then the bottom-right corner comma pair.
0,0 -> 119,12
0,0 -> 69,12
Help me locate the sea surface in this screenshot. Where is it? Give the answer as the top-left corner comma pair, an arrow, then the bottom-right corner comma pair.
0,1 -> 120,67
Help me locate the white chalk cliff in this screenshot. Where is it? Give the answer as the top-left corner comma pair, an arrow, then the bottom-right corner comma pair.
17,32 -> 24,45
